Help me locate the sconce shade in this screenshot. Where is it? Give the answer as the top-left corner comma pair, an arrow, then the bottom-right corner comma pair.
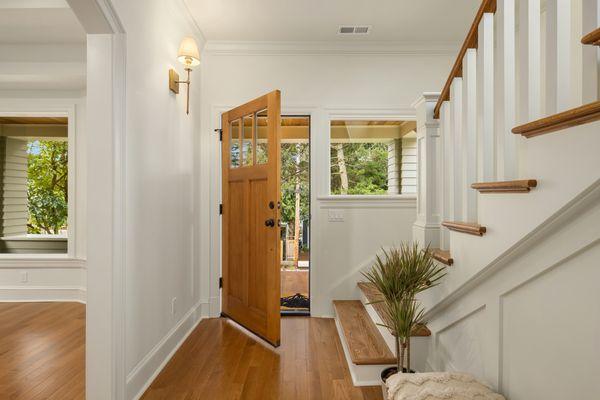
177,37 -> 200,68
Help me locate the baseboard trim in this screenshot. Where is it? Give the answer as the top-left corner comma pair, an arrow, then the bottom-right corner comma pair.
0,286 -> 86,303
127,299 -> 207,400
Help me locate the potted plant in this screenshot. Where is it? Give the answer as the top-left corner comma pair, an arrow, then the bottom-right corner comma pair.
362,242 -> 446,384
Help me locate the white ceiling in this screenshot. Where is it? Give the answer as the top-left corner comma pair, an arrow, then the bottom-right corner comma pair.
0,1 -> 86,92
185,0 -> 481,44
0,7 -> 85,44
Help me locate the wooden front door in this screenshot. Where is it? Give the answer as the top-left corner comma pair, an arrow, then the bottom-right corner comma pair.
221,90 -> 281,346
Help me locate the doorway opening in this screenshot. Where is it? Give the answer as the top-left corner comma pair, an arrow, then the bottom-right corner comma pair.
279,115 -> 310,315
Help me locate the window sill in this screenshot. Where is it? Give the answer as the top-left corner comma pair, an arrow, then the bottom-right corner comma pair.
317,194 -> 417,209
2,234 -> 67,242
0,255 -> 85,269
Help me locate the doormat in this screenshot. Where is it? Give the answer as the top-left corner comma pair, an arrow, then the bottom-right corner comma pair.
280,293 -> 310,310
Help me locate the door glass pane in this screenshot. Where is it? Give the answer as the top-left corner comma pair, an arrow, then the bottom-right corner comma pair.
256,109 -> 268,164
230,119 -> 240,168
242,114 -> 254,166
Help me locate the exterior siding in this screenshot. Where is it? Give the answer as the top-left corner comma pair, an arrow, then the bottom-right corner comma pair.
400,136 -> 417,194
0,137 -> 28,237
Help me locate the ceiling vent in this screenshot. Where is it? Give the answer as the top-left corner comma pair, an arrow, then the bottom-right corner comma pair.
338,26 -> 371,35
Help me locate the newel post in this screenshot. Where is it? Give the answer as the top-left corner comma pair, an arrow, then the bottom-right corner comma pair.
412,93 -> 441,249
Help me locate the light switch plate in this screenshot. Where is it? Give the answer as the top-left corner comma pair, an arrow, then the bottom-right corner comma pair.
328,209 -> 344,222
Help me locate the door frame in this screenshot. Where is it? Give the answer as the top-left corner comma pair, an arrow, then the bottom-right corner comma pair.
68,1 -> 127,399
208,105 -> 318,320
279,114 -> 312,316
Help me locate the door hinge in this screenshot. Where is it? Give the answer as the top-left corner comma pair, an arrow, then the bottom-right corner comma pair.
219,203 -> 223,215
219,277 -> 223,288
215,128 -> 223,141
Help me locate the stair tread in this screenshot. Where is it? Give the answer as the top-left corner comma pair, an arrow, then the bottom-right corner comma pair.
471,179 -> 537,193
333,300 -> 396,365
512,100 -> 600,138
582,28 -> 600,45
442,221 -> 487,236
431,248 -> 453,266
356,282 -> 431,337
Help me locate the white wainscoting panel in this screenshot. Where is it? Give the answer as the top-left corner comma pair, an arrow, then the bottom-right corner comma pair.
500,241 -> 600,399
422,180 -> 600,397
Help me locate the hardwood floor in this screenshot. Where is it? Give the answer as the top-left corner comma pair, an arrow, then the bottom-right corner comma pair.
0,302 -> 85,400
141,317 -> 383,400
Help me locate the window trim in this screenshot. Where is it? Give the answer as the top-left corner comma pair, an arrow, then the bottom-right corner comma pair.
326,108 -> 416,198
0,103 -> 77,259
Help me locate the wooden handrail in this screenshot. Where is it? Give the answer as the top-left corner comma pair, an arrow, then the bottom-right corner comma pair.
471,179 -> 538,193
512,101 -> 600,138
433,0 -> 497,119
442,221 -> 487,236
431,248 -> 454,266
581,28 -> 600,45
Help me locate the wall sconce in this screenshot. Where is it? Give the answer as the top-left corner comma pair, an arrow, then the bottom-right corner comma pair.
169,37 -> 200,114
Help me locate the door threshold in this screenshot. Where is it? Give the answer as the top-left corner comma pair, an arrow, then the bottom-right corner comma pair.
281,309 -> 310,316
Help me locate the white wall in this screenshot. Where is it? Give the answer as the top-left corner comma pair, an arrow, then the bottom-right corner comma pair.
418,114 -> 600,399
104,0 -> 206,398
423,172 -> 600,398
200,47 -> 457,317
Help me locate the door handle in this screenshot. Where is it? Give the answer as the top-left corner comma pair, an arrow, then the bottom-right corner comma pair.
265,218 -> 275,227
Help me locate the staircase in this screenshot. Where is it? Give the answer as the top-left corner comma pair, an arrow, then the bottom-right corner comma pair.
332,0 -> 600,394
333,283 -> 431,386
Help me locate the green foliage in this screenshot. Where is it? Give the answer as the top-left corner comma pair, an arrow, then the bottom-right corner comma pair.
27,140 -> 68,234
362,242 -> 447,372
330,142 -> 388,195
280,143 -> 309,226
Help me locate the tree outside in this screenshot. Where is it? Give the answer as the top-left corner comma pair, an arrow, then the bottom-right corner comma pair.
280,142 -> 309,267
330,142 -> 389,195
27,140 -> 68,235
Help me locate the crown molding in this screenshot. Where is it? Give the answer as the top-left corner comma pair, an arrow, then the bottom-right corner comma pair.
203,40 -> 460,56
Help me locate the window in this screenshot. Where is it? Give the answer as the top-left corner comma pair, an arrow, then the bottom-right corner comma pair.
329,120 -> 417,195
0,116 -> 68,254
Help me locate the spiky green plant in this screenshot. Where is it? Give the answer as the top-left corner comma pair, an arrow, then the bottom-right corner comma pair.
362,247 -> 407,302
362,242 -> 446,373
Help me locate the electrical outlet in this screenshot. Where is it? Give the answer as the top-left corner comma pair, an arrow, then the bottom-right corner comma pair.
20,271 -> 28,283
171,297 -> 177,315
328,209 -> 344,222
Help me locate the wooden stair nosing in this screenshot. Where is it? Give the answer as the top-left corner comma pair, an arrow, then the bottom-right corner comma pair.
333,300 -> 396,365
356,282 -> 432,337
582,28 -> 600,45
431,248 -> 453,266
442,221 -> 486,236
512,100 -> 600,138
471,179 -> 537,193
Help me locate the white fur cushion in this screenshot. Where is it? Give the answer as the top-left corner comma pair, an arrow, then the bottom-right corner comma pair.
386,372 -> 505,400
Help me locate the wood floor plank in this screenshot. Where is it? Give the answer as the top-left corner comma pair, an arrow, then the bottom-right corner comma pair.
141,317 -> 383,400
0,302 -> 85,400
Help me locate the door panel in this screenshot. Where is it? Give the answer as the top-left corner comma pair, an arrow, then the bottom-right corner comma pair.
221,90 -> 281,346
